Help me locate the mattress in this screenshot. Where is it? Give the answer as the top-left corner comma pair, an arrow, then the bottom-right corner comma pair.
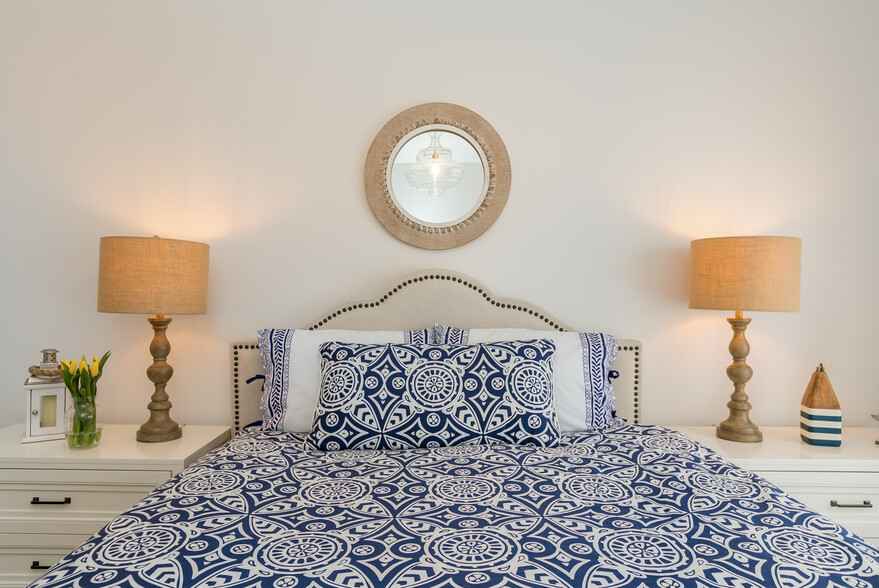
29,425 -> 879,587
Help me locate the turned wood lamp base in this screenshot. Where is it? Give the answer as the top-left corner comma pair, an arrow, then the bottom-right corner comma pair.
137,315 -> 182,443
716,311 -> 763,443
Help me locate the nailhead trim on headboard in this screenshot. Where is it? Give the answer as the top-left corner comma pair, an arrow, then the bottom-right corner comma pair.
230,342 -> 257,432
308,273 -> 567,332
619,344 -> 641,423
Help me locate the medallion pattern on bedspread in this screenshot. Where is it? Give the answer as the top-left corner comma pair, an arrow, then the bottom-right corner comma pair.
31,426 -> 879,588
305,339 -> 560,451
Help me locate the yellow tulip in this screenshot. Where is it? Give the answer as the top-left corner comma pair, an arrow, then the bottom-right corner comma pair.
78,359 -> 88,373
90,359 -> 100,377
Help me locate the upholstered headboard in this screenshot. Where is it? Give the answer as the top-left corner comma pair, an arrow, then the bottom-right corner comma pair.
231,270 -> 641,435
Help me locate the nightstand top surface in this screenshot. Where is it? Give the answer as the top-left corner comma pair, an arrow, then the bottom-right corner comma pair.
0,423 -> 230,469
672,426 -> 879,471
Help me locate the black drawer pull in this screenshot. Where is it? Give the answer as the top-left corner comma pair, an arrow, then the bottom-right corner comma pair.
830,499 -> 873,508
31,496 -> 71,505
31,561 -> 51,570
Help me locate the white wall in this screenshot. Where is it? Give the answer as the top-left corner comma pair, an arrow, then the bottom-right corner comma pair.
1,1 -> 877,432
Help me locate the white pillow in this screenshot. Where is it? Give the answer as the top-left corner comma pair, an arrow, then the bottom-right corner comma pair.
257,328 -> 433,432
434,324 -> 620,431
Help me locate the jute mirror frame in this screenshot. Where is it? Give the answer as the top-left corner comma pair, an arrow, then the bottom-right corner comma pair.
364,103 -> 511,250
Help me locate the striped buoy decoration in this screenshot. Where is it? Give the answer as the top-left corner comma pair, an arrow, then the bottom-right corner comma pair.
800,364 -> 841,446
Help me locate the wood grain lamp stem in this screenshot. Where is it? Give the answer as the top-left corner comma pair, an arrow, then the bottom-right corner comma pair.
138,315 -> 181,442
716,310 -> 761,442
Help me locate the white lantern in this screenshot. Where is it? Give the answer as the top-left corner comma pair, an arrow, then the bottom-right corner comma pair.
23,348 -> 67,443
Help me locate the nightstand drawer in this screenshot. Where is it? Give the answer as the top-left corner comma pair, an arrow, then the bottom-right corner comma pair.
0,468 -> 170,535
0,534 -> 91,587
0,549 -> 69,586
757,470 -> 879,541
756,470 -> 879,506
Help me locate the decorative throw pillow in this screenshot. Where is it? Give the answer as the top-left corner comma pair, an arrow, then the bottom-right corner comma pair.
257,328 -> 433,432
434,324 -> 620,431
305,339 -> 560,451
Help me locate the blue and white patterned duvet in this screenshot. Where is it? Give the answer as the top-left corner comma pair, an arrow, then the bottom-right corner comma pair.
31,425 -> 879,587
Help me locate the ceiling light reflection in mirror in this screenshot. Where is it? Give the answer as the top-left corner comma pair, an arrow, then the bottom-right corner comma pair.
405,131 -> 464,197
388,125 -> 488,227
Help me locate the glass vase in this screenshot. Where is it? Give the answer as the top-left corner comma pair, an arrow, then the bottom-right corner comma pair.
65,393 -> 102,449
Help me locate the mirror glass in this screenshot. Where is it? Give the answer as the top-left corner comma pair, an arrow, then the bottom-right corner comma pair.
388,126 -> 487,227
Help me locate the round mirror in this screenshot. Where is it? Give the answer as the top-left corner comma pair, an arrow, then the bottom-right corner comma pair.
365,103 -> 511,250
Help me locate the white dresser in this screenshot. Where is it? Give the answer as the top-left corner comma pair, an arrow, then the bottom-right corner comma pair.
0,423 -> 230,587
674,426 -> 879,546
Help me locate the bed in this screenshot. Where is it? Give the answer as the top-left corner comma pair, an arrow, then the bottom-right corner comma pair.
29,270 -> 879,587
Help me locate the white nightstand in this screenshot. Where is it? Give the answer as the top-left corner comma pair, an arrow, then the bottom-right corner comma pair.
674,426 -> 879,546
0,423 -> 230,588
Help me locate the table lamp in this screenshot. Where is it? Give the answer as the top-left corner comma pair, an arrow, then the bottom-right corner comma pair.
689,236 -> 801,443
97,236 -> 209,443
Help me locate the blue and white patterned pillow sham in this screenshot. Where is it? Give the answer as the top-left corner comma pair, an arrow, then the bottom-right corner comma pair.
434,324 -> 620,431
305,339 -> 560,451
257,328 -> 433,432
